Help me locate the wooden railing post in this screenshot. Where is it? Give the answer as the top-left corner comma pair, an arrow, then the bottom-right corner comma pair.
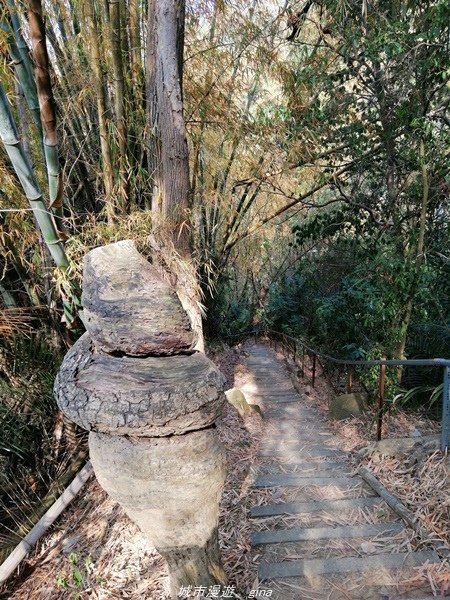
376,362 -> 386,441
346,365 -> 353,394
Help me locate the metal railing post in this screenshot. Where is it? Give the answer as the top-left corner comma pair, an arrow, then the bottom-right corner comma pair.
376,363 -> 386,441
312,354 -> 317,388
441,366 -> 450,453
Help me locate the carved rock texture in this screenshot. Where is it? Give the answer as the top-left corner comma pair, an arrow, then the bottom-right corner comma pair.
82,240 -> 195,356
89,429 -> 227,549
54,333 -> 226,436
55,240 -> 228,597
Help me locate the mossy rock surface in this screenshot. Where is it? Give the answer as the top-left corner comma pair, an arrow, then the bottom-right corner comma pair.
329,392 -> 367,420
225,388 -> 262,417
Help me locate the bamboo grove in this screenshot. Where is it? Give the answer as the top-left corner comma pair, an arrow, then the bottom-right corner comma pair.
0,0 -> 449,554
0,0 -> 298,332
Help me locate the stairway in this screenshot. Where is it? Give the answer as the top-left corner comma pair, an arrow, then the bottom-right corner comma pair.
244,344 -> 442,600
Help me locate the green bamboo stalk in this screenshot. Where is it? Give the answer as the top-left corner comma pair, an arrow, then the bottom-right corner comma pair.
0,82 -> 68,270
0,15 -> 43,138
68,0 -> 80,35
109,0 -> 128,210
84,0 -> 115,222
6,0 -> 35,85
128,0 -> 142,87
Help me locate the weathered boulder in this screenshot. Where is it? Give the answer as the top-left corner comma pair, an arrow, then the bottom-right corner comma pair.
55,333 -> 225,436
225,387 -> 262,418
225,388 -> 251,416
329,392 -> 367,420
82,240 -> 195,356
89,429 -> 226,549
359,434 -> 440,459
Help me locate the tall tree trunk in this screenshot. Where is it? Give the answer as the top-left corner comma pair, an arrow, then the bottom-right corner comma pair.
146,0 -> 190,253
146,0 -> 205,354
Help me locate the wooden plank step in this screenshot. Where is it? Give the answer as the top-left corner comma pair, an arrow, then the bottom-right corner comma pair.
257,468 -> 348,479
259,461 -> 347,474
259,447 -> 346,458
255,474 -> 361,488
251,522 -> 403,545
250,496 -> 383,517
258,550 -> 440,580
264,434 -> 333,444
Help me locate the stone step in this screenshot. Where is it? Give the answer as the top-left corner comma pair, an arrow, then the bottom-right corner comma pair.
266,431 -> 333,439
244,387 -> 296,393
258,550 -> 440,580
255,474 -> 361,488
251,521 -> 403,545
265,412 -> 314,420
263,429 -> 336,438
262,439 -> 336,450
264,408 -> 318,418
264,414 -> 317,423
250,496 -> 383,518
257,397 -> 300,404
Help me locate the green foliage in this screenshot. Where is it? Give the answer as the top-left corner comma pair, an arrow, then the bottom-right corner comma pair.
56,553 -> 95,599
0,402 -> 38,462
393,383 -> 443,414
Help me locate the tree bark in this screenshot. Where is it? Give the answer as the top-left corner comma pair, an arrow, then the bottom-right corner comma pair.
146,0 -> 190,253
159,528 -> 226,599
146,0 -> 204,351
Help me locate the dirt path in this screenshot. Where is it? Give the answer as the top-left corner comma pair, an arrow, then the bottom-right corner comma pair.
244,344 -> 441,600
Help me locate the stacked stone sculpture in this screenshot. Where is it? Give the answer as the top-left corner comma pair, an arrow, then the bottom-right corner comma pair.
54,240 -> 227,598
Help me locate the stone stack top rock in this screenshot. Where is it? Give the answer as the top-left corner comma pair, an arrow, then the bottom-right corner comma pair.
55,240 -> 226,437
82,240 -> 195,356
